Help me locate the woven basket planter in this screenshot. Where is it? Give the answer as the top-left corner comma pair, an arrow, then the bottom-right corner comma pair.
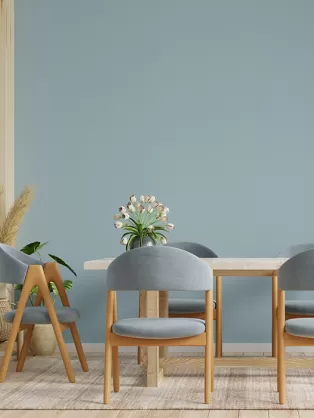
0,298 -> 12,343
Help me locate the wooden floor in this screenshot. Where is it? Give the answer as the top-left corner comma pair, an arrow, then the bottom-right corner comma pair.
0,410 -> 310,417
0,352 -> 313,417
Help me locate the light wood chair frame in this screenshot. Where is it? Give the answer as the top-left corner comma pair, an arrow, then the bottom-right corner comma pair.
0,262 -> 88,383
137,276 -> 222,363
104,289 -> 214,404
277,289 -> 314,404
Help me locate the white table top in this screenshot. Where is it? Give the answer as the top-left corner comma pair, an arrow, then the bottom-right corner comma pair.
84,257 -> 289,276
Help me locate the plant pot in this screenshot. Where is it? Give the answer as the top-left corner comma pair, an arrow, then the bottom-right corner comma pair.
30,324 -> 57,356
0,298 -> 12,343
130,236 -> 156,250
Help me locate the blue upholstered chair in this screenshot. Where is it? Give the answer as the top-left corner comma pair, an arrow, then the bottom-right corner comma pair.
104,245 -> 214,404
0,244 -> 88,383
277,249 -> 314,404
165,242 -> 222,356
280,244 -> 314,319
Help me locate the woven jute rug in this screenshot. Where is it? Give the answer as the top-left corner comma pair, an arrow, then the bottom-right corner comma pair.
1,355 -> 314,410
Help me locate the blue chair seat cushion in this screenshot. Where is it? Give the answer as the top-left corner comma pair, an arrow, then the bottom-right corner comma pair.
4,307 -> 80,325
285,300 -> 314,316
168,298 -> 216,314
285,318 -> 314,338
112,318 -> 206,339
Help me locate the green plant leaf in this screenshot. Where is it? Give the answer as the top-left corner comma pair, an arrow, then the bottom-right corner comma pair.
122,226 -> 138,233
128,218 -> 139,227
20,241 -> 48,255
63,280 -> 73,291
48,254 -> 77,277
120,232 -> 132,239
155,232 -> 168,241
30,285 -> 39,295
14,284 -> 23,291
49,282 -> 59,296
153,226 -> 167,232
126,234 -> 137,251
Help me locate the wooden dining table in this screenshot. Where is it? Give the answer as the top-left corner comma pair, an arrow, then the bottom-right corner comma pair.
84,257 -> 289,387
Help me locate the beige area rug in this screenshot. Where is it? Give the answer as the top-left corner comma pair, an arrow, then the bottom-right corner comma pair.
1,355 -> 314,410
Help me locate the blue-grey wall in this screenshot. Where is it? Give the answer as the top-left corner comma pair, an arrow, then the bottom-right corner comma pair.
15,0 -> 314,343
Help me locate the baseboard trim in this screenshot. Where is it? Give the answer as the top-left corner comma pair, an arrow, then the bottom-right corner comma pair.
61,343 -> 314,353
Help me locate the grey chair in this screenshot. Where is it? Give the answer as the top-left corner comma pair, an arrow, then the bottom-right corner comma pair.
165,242 -> 222,356
280,244 -> 314,319
104,245 -> 214,404
277,249 -> 314,404
0,244 -> 88,383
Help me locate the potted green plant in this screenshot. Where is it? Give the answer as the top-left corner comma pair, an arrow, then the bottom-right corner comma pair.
114,194 -> 175,250
14,241 -> 76,355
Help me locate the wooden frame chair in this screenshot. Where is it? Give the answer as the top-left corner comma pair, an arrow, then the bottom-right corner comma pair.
104,246 -> 214,404
0,244 -> 88,383
281,244 -> 314,323
138,242 -> 221,364
277,249 -> 314,404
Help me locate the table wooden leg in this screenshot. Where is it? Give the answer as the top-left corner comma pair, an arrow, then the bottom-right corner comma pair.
146,290 -> 163,387
159,291 -> 168,360
215,276 -> 223,358
138,291 -> 147,365
272,273 -> 278,358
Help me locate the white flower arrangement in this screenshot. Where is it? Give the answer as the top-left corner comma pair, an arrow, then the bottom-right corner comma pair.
114,194 -> 175,250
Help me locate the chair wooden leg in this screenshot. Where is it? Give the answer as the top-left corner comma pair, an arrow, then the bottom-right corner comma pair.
50,319 -> 75,383
112,346 -> 120,392
137,346 -> 142,365
104,340 -> 112,403
16,325 -> 34,372
41,284 -> 75,383
0,321 -> 21,382
278,339 -> 285,403
137,294 -> 141,364
16,331 -> 24,361
0,275 -> 34,382
211,341 -> 214,392
272,274 -> 278,358
70,324 -> 88,372
278,289 -> 285,404
216,276 -> 222,358
205,290 -> 213,404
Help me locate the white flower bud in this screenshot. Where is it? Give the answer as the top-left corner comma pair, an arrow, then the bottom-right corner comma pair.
130,194 -> 137,203
163,207 -> 169,214
157,205 -> 165,212
119,206 -> 127,213
147,205 -> 153,214
138,204 -> 145,213
113,214 -> 122,220
140,195 -> 145,202
144,195 -> 150,202
120,237 -> 128,245
127,203 -> 136,213
167,223 -> 175,230
159,216 -> 168,222
114,221 -> 124,229
152,201 -> 159,208
122,213 -> 130,219
160,237 -> 167,245
147,225 -> 154,232
149,195 -> 156,203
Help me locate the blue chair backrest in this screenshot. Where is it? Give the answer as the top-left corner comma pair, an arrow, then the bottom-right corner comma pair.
165,242 -> 218,258
279,243 -> 314,258
0,244 -> 44,285
107,246 -> 213,291
278,249 -> 314,291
